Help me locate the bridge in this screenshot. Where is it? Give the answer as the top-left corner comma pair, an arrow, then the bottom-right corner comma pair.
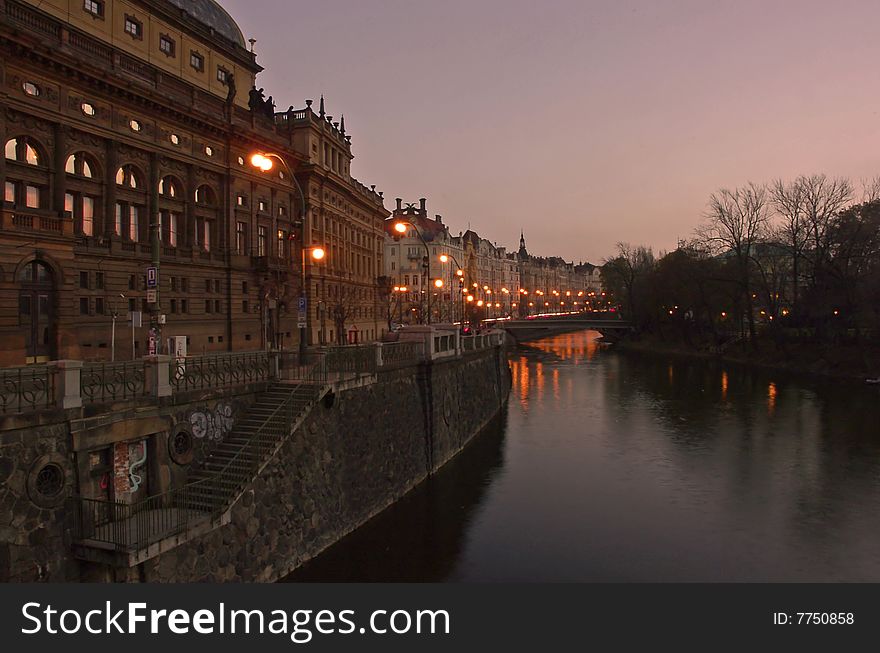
488,313 -> 634,344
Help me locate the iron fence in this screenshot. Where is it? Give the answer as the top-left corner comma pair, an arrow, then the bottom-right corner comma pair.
0,365 -> 54,415
169,351 -> 270,392
71,362 -> 326,553
379,341 -> 425,367
80,361 -> 147,405
322,345 -> 377,377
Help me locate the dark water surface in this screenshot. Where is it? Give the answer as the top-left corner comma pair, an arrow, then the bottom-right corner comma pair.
286,331 -> 880,582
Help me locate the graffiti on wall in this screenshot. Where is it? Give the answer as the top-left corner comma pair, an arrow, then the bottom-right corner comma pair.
128,440 -> 147,492
189,401 -> 236,442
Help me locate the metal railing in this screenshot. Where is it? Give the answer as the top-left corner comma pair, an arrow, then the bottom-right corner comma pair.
71,360 -> 327,553
80,361 -> 147,405
0,365 -> 55,415
322,345 -> 377,377
169,351 -> 270,392
379,341 -> 425,367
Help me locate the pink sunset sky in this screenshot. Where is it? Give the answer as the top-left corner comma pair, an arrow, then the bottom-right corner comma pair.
224,0 -> 880,263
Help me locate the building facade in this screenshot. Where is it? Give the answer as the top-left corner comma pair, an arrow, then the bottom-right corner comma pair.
383,204 -> 603,324
0,0 -> 387,367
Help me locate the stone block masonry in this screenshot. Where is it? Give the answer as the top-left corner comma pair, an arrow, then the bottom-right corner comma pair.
140,347 -> 511,583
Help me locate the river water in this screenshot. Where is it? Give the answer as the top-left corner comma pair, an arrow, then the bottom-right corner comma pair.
286,331 -> 880,582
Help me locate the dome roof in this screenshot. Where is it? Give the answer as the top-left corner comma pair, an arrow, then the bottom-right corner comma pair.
166,0 -> 246,49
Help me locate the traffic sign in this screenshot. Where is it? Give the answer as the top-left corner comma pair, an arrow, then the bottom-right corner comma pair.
297,296 -> 307,329
147,267 -> 158,289
147,289 -> 157,304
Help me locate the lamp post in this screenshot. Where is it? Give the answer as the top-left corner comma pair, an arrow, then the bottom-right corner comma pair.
389,218 -> 433,325
249,152 -> 314,357
440,253 -> 465,326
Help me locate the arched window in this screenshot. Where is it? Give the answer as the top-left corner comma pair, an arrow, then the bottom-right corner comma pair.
159,176 -> 180,198
65,152 -> 97,178
19,260 -> 55,362
194,184 -> 217,206
158,176 -> 184,248
65,152 -> 101,237
5,137 -> 42,166
5,137 -> 47,210
114,164 -> 146,242
115,165 -> 141,189
193,184 -> 219,252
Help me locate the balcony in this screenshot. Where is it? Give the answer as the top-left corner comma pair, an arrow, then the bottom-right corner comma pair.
252,255 -> 291,273
0,209 -> 73,239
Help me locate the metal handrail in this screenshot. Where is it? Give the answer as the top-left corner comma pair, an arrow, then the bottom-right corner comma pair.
71,359 -> 327,552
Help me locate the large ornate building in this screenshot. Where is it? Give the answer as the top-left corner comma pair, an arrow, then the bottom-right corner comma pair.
0,0 -> 387,366
383,198 -> 604,324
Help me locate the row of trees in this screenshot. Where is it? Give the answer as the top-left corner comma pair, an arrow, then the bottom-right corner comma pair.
603,175 -> 880,347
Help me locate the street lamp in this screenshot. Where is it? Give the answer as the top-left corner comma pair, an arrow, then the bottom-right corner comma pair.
388,217 -> 433,325
439,253 -> 466,326
250,151 -> 315,356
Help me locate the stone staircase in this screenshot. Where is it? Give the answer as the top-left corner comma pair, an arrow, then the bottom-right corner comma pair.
70,379 -> 326,567
181,381 -> 324,516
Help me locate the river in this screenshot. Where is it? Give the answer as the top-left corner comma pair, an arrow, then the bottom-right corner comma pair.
285,330 -> 880,582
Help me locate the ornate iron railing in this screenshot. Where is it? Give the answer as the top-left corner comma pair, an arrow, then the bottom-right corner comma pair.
0,365 -> 55,415
80,361 -> 147,405
169,352 -> 270,392
71,360 -> 327,553
379,341 -> 424,367
322,345 -> 377,377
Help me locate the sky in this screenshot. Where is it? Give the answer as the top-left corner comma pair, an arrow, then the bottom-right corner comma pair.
223,0 -> 880,263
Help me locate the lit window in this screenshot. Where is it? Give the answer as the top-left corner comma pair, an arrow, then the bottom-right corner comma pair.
22,82 -> 40,97
205,146 -> 214,157
25,143 -> 39,165
116,166 -> 139,189
237,156 -> 245,166
130,119 -> 142,132
6,181 -> 17,204
167,213 -> 178,247
170,134 -> 180,145
259,200 -> 267,212
279,171 -> 285,180
159,35 -> 175,57
129,206 -> 139,242
124,16 -> 142,39
82,197 -> 94,236
83,0 -> 103,18
81,103 -> 96,116
26,185 -> 40,209
65,157 -> 75,175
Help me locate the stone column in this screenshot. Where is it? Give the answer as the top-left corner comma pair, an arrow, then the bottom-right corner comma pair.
145,355 -> 172,398
104,140 -> 117,237
0,109 -> 7,206
48,360 -> 83,409
53,123 -> 67,216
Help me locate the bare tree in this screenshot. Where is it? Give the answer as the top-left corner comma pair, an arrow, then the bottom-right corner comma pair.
328,283 -> 363,346
602,242 -> 655,322
771,178 -> 808,307
801,175 -> 853,282
861,176 -> 880,204
696,182 -> 771,343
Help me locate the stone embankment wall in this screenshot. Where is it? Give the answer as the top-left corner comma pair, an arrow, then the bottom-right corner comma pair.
0,386 -> 265,582
141,347 -> 511,582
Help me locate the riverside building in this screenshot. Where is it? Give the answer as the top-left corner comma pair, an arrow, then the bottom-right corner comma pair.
0,0 -> 388,366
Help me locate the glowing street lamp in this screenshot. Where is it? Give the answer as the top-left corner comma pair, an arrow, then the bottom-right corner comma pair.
250,151 -> 313,354
388,216 -> 433,324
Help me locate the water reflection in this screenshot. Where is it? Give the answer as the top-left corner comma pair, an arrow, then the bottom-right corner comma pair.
284,331 -> 880,582
283,412 -> 508,582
